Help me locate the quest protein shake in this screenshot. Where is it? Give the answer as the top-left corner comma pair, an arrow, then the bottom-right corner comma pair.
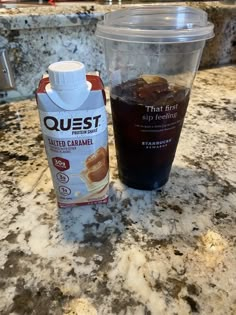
36,61 -> 109,207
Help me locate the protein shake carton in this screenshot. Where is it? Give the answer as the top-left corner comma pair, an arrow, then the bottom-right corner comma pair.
36,61 -> 109,207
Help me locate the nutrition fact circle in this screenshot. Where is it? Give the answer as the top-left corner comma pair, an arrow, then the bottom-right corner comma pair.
56,172 -> 69,184
59,186 -> 71,196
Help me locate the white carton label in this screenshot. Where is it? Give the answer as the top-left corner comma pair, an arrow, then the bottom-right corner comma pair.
39,107 -> 107,138
37,75 -> 109,207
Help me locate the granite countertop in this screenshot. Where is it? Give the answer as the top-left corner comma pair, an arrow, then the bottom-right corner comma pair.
0,1 -> 235,100
0,2 -> 235,30
0,65 -> 236,315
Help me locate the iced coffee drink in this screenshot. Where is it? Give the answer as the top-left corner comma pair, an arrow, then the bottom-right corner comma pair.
96,6 -> 214,190
111,75 -> 190,190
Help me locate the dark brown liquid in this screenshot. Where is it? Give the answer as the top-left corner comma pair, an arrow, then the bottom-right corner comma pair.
110,76 -> 190,190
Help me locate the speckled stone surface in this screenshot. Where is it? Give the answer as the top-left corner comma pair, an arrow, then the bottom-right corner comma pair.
0,66 -> 236,314
0,1 -> 235,101
0,3 -> 107,100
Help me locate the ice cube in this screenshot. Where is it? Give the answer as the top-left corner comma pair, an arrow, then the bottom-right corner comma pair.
137,76 -> 169,100
141,75 -> 168,86
153,86 -> 189,107
120,78 -> 146,101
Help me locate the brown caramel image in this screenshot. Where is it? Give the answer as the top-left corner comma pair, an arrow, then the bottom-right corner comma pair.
80,147 -> 109,193
86,147 -> 109,182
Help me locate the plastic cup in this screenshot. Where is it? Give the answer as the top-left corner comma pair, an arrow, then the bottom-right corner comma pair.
96,6 -> 214,190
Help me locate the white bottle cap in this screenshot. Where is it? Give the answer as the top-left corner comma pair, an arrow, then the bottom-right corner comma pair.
48,61 -> 87,91
46,61 -> 92,110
